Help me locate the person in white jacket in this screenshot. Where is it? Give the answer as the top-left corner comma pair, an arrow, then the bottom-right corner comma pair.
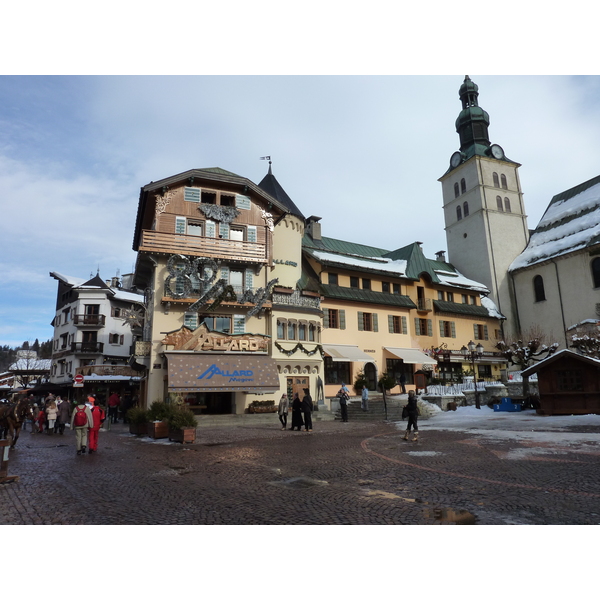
277,394 -> 289,430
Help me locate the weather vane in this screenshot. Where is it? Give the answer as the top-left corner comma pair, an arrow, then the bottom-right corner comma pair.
260,156 -> 272,165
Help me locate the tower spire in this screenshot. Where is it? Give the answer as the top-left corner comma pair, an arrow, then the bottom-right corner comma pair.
455,75 -> 491,154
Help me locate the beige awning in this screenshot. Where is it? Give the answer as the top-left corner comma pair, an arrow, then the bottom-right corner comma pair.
384,347 -> 438,365
323,344 -> 375,362
166,352 -> 280,393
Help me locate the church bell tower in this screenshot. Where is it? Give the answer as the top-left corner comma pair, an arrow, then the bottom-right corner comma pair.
439,76 -> 529,338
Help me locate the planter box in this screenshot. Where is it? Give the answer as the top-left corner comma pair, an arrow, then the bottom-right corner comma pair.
248,406 -> 277,414
129,422 -> 148,436
148,420 -> 169,439
168,427 -> 196,444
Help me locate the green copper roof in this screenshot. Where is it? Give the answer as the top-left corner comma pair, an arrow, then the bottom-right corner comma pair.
196,167 -> 244,178
302,234 -> 389,258
434,300 -> 491,318
320,284 -> 417,308
383,242 -> 445,282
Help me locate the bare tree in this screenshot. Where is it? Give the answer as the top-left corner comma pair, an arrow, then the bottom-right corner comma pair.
496,326 -> 559,397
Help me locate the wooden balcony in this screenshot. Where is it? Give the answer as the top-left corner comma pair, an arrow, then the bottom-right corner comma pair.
73,314 -> 106,327
139,230 -> 270,264
71,342 -> 104,354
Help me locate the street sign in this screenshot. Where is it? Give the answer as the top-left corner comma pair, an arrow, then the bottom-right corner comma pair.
73,374 -> 84,387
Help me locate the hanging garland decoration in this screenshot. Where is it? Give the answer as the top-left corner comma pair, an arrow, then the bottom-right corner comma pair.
165,255 -> 219,299
241,278 -> 279,317
275,342 -> 324,357
198,204 -> 240,223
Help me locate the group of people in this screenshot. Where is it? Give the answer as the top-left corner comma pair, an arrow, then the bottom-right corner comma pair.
29,394 -> 71,435
70,396 -> 106,455
278,388 -> 314,432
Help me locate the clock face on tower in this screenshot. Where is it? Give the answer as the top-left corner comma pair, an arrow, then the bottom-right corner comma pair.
450,151 -> 462,168
490,144 -> 504,160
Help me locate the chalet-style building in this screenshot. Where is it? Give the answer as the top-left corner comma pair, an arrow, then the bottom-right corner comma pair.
48,272 -> 145,399
510,174 -> 600,349
301,218 -> 508,397
131,166 -> 322,413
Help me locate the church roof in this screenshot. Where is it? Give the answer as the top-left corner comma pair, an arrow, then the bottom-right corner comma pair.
510,174 -> 600,271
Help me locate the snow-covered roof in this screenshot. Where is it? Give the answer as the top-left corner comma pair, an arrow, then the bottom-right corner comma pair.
480,296 -> 504,319
510,175 -> 600,271
50,271 -> 88,287
112,289 -> 145,304
521,348 -> 600,377
311,250 -> 408,276
9,358 -> 52,371
434,269 -> 489,293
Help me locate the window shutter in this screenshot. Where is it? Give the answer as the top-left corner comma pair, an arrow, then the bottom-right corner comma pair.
451,322 -> 456,338
206,220 -> 216,238
427,319 -> 433,336
439,321 -> 445,337
373,313 -> 378,332
414,318 -> 420,336
220,266 -> 230,283
233,315 -> 245,334
388,315 -> 394,333
247,226 -> 257,242
235,194 -> 251,210
184,187 -> 200,203
119,335 -> 124,345
184,313 -> 198,329
474,324 -> 479,340
220,223 -> 230,239
244,268 -> 253,291
357,311 -> 364,331
483,325 -> 489,340
401,316 -> 407,335
323,308 -> 329,328
339,310 -> 346,330
175,216 -> 186,234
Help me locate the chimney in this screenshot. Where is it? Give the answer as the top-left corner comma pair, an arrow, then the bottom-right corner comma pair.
305,216 -> 322,241
111,276 -> 121,288
435,250 -> 446,262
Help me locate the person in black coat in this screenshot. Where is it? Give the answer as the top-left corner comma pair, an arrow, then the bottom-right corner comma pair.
290,393 -> 304,431
403,390 -> 419,441
301,388 -> 313,432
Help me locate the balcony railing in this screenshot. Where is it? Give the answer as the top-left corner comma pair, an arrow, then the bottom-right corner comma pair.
417,298 -> 432,312
73,314 -> 106,326
71,342 -> 104,354
139,230 -> 269,263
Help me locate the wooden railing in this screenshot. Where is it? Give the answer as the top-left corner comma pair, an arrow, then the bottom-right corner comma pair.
139,230 -> 269,263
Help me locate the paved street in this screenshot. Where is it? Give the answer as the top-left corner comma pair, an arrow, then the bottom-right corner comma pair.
2,410 -> 600,525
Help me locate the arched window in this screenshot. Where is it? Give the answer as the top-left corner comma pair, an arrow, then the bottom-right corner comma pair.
460,178 -> 466,193
533,275 -> 546,302
504,197 -> 511,212
501,174 -> 508,189
456,205 -> 462,221
463,201 -> 469,217
592,258 -> 600,288
454,182 -> 460,198
496,196 -> 504,211
493,172 -> 500,188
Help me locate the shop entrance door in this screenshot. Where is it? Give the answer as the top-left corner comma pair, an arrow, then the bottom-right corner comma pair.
286,376 -> 309,400
364,362 -> 377,391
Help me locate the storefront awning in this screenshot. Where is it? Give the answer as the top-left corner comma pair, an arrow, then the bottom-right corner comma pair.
384,347 -> 438,365
166,353 -> 280,393
323,344 -> 375,362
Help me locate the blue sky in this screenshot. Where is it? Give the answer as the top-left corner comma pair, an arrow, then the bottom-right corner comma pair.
3,74 -> 600,347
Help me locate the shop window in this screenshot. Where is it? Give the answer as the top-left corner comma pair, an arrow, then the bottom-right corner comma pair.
386,358 -> 414,385
324,356 -> 350,385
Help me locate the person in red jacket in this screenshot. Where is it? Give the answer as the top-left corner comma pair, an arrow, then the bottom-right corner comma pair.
87,396 -> 105,454
107,392 -> 120,424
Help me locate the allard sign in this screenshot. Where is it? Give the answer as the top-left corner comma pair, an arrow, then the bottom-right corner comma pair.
162,323 -> 269,353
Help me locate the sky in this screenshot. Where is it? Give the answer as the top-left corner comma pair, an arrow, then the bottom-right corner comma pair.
2,4 -> 600,358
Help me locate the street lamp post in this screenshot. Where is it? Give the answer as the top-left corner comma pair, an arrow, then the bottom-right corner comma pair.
461,340 -> 484,409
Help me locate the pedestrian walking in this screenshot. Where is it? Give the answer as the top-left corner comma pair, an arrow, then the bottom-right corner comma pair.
399,373 -> 407,395
70,398 -> 93,455
108,392 -> 120,424
337,385 -> 349,422
56,396 -> 71,435
277,394 -> 289,430
301,388 -> 313,432
361,385 -> 369,411
403,390 -> 420,441
290,392 -> 304,431
36,404 -> 46,434
87,398 -> 105,454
